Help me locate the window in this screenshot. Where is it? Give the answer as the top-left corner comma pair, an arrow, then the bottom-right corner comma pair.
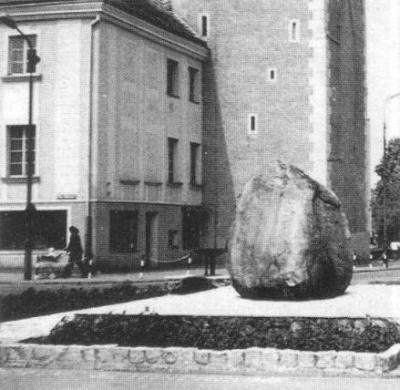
289,19 -> 300,42
168,230 -> 179,249
190,142 -> 201,185
109,210 -> 138,252
167,59 -> 179,97
199,14 -> 209,38
167,137 -> 178,183
8,125 -> 36,177
0,210 -> 66,250
182,207 -> 203,249
248,114 -> 257,134
268,68 -> 277,81
188,67 -> 200,103
8,35 -> 37,74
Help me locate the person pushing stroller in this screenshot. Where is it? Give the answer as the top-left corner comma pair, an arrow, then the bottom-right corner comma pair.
64,226 -> 84,278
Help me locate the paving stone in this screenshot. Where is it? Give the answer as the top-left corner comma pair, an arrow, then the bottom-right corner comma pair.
144,349 -> 162,364
335,351 -> 355,369
260,348 -> 280,370
31,345 -> 65,368
129,349 -> 145,365
228,350 -> 246,370
209,351 -> 228,370
297,351 -> 316,368
316,351 -> 336,369
162,350 -> 178,365
354,353 -> 377,371
375,345 -> 400,373
6,345 -> 33,367
242,348 -> 262,370
193,350 -> 210,365
279,350 -> 298,368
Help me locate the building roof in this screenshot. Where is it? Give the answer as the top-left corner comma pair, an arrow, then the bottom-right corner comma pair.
0,0 -> 207,47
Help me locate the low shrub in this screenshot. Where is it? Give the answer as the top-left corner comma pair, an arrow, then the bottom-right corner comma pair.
169,276 -> 217,295
25,314 -> 400,353
0,282 -> 168,322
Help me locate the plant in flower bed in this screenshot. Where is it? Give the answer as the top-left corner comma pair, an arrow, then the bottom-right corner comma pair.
25,314 -> 400,353
0,282 -> 169,322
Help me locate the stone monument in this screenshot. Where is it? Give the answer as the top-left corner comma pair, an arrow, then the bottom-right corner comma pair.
228,161 -> 353,299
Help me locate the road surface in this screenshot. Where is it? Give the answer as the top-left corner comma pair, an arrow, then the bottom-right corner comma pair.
1,368 -> 400,390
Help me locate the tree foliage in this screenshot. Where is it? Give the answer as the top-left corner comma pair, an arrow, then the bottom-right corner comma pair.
371,138 -> 400,245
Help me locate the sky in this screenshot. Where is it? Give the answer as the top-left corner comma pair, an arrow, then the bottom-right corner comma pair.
367,0 -> 400,185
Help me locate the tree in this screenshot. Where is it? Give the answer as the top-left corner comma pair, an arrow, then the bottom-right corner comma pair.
371,138 -> 400,246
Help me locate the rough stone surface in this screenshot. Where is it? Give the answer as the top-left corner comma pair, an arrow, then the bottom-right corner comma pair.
229,161 -> 353,299
0,343 -> 399,376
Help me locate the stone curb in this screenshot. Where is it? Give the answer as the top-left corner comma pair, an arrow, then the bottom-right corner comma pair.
1,343 -> 400,376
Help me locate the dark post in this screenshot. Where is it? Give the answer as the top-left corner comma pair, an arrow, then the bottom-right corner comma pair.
24,46 -> 39,280
0,15 -> 40,280
382,122 -> 388,252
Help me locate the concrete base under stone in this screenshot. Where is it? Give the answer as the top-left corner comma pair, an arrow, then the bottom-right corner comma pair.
1,285 -> 400,376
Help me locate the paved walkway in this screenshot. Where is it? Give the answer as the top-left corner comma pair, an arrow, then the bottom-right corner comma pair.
2,368 -> 400,390
1,262 -> 399,285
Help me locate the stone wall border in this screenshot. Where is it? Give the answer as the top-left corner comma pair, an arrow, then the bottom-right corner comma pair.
1,342 -> 400,376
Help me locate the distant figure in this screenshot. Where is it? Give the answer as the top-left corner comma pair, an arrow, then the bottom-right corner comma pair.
64,226 -> 84,277
382,251 -> 389,269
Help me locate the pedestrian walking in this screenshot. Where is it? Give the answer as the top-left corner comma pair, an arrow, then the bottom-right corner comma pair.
64,226 -> 84,277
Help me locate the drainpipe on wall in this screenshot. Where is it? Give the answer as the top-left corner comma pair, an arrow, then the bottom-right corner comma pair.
84,14 -> 101,264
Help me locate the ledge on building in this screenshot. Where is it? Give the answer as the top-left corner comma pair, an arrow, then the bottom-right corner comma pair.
167,181 -> 184,188
1,176 -> 40,184
120,179 -> 141,186
189,183 -> 203,191
2,74 -> 43,82
144,181 -> 163,187
167,93 -> 180,99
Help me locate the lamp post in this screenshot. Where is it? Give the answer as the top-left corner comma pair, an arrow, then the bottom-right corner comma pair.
0,14 -> 40,280
382,92 -> 400,251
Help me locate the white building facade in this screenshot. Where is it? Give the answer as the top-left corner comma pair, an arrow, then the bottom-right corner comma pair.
0,0 -> 208,270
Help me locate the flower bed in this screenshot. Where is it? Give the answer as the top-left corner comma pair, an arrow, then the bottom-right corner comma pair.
25,314 -> 400,353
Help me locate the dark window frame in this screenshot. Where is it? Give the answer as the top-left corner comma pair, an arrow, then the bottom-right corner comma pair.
7,124 -> 36,177
200,14 -> 208,37
188,67 -> 200,103
109,210 -> 139,253
167,59 -> 180,98
8,34 -> 38,75
167,137 -> 178,184
190,142 -> 201,185
168,229 -> 179,249
0,209 -> 67,250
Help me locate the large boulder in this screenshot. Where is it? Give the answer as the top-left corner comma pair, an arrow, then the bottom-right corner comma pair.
228,161 -> 353,299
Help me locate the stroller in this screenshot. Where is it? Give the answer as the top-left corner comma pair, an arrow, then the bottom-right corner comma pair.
34,248 -> 69,279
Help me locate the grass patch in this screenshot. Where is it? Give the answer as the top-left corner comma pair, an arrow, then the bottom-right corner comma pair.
24,314 -> 400,353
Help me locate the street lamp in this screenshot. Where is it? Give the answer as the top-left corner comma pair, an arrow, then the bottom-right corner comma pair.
0,13 -> 40,280
382,92 -> 400,252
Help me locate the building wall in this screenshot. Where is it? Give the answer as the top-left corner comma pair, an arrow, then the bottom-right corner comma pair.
93,202 -> 193,270
174,0 -> 319,247
0,18 -> 91,204
327,0 -> 369,256
0,18 -> 92,266
93,19 -> 203,206
174,0 -> 368,256
90,17 -> 206,267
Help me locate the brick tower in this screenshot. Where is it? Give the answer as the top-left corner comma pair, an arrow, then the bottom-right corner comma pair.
172,0 -> 369,258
